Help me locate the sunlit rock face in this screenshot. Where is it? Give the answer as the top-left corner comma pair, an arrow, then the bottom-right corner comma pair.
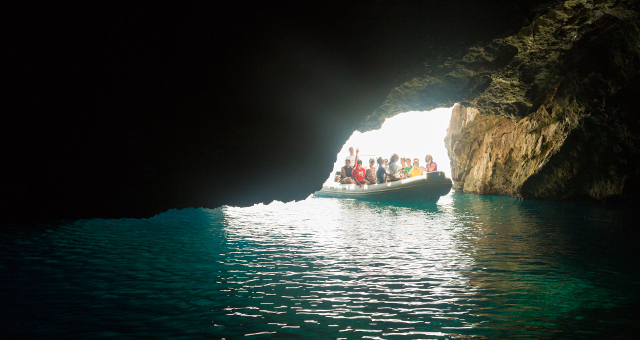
445,103 -> 571,198
364,0 -> 640,201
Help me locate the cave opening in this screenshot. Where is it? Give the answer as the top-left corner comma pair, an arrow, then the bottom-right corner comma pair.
326,107 -> 454,184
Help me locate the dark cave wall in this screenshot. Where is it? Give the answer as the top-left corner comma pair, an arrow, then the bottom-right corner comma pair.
430,0 -> 640,200
9,0 -> 635,226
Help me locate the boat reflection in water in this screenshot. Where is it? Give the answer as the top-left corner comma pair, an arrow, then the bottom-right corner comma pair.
314,171 -> 452,203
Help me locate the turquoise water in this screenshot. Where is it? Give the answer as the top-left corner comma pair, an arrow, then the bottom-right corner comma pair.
2,193 -> 639,339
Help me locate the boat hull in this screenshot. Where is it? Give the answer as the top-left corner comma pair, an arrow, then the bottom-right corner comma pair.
314,171 -> 452,203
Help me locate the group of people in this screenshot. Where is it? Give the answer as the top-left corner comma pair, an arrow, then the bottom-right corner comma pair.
338,147 -> 438,187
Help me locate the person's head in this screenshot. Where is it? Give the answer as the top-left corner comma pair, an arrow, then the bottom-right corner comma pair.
348,147 -> 354,155
413,158 -> 420,168
391,153 -> 399,162
377,157 -> 383,165
345,158 -> 351,167
384,159 -> 388,165
369,158 -> 375,167
425,154 -> 433,163
356,159 -> 363,168
400,158 -> 406,167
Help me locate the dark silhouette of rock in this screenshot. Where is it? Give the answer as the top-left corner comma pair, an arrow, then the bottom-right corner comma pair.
8,0 -> 635,226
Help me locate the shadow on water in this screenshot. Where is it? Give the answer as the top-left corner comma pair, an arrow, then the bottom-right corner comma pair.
1,208 -> 233,338
444,194 -> 640,338
2,193 -> 640,339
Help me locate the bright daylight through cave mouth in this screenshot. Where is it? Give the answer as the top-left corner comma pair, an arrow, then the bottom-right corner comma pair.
326,107 -> 453,183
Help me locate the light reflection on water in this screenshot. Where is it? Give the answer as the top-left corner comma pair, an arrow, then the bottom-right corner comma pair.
1,193 -> 639,339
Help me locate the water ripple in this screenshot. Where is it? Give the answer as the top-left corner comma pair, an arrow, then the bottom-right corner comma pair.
2,194 -> 639,339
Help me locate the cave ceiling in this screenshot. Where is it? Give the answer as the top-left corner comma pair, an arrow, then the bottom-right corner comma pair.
6,0 -> 602,224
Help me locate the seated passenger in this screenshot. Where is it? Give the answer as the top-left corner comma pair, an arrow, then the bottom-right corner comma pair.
409,158 -> 423,177
376,157 -> 387,184
352,159 -> 366,187
386,154 -> 402,181
399,158 -> 407,179
425,154 -> 438,172
365,158 -> 377,185
403,157 -> 413,178
340,158 -> 355,184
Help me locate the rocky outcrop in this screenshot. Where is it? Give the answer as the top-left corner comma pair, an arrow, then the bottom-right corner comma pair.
363,0 -> 640,201
445,103 -> 572,198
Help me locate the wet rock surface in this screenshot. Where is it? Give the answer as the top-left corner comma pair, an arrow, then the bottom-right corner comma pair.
364,0 -> 640,201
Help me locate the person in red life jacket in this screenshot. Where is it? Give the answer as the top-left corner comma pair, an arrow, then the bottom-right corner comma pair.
350,148 -> 366,187
352,159 -> 366,187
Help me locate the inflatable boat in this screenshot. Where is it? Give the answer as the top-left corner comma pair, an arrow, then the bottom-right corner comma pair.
314,171 -> 452,203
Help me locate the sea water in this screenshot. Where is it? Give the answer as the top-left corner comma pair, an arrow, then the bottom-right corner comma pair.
1,193 -> 639,339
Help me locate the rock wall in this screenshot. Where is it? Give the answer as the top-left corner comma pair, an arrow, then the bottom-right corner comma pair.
363,0 -> 640,201
445,103 -> 573,198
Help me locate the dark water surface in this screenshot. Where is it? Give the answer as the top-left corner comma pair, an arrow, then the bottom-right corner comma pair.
2,193 -> 639,339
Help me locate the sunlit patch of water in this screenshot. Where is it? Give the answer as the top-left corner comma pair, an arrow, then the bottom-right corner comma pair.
2,193 -> 639,339
216,194 -> 640,338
